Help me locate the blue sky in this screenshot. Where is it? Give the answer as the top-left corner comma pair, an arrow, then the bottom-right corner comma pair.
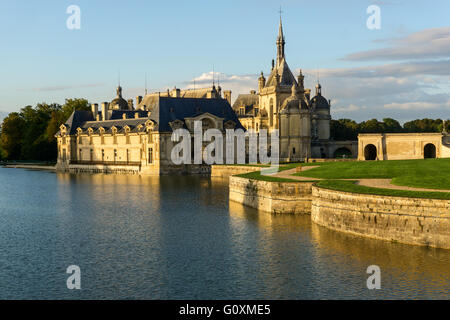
0,0 -> 449,122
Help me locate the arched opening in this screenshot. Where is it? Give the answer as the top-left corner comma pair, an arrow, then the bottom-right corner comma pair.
334,147 -> 352,159
424,143 -> 436,159
364,144 -> 377,160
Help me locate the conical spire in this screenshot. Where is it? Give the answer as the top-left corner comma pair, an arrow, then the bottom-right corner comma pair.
276,15 -> 285,66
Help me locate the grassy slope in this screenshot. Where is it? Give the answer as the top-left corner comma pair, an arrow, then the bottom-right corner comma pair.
317,180 -> 450,200
296,158 -> 450,190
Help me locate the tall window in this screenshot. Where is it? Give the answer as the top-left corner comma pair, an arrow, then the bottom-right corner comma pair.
101,149 -> 105,162
269,98 -> 274,127
114,149 -> 117,163
90,149 -> 93,162
148,148 -> 153,164
126,149 -> 130,163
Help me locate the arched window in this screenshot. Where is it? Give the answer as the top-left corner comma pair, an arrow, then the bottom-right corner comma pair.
269,98 -> 274,127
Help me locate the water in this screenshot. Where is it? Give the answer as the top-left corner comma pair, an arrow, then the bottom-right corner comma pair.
0,167 -> 449,299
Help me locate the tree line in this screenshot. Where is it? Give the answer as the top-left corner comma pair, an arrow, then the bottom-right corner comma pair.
0,99 -> 90,161
330,118 -> 449,141
0,101 -> 448,161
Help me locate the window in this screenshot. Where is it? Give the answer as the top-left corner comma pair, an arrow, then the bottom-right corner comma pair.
79,149 -> 82,160
101,149 -> 105,162
148,148 -> 153,164
126,149 -> 130,163
90,149 -> 93,161
293,147 -> 296,155
114,149 -> 117,163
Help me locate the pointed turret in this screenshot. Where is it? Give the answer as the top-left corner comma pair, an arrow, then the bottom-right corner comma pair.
276,17 -> 285,66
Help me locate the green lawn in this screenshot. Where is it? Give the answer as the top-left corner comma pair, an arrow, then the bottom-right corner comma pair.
317,180 -> 450,200
295,158 -> 450,190
235,163 -> 304,182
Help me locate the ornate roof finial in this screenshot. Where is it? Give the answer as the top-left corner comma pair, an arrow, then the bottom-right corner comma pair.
276,7 -> 286,66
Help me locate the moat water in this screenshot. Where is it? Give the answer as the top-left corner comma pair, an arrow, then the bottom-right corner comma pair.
0,167 -> 449,299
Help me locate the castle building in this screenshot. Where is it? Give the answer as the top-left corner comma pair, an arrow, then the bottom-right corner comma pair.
56,86 -> 243,175
233,17 -> 357,160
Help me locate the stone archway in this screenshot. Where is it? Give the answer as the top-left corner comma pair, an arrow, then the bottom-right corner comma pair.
364,144 -> 377,160
424,143 -> 436,159
334,147 -> 352,158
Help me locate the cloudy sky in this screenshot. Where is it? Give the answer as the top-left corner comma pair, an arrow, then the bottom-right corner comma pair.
0,0 -> 449,122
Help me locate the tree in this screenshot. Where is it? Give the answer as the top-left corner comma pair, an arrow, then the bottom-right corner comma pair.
0,112 -> 25,160
382,118 -> 402,133
61,98 -> 90,121
359,119 -> 384,133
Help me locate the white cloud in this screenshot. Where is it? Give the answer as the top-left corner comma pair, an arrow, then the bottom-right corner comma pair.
343,27 -> 450,61
383,100 -> 450,110
333,104 -> 366,113
184,71 -> 258,104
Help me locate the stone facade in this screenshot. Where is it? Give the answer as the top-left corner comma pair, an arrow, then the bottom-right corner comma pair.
311,186 -> 450,249
358,133 -> 450,160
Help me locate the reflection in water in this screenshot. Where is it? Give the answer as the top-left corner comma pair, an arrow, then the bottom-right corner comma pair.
0,168 -> 449,299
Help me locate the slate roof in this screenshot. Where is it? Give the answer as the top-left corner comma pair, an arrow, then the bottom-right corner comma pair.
310,95 -> 330,110
232,93 -> 259,111
62,110 -> 95,135
150,97 -> 244,132
265,58 -> 297,88
59,97 -> 243,135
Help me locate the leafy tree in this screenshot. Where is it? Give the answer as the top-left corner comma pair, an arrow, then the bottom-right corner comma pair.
382,118 -> 402,133
0,112 -> 25,160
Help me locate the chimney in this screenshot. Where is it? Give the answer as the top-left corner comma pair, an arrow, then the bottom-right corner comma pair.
223,90 -> 232,105
135,112 -> 139,119
91,103 -> 98,118
122,113 -> 127,119
171,87 -> 181,98
136,96 -> 143,106
101,102 -> 109,121
96,114 -> 100,121
127,99 -> 134,110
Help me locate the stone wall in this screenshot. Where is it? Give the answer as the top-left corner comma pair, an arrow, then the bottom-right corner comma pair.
311,186 -> 450,249
229,176 -> 314,214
